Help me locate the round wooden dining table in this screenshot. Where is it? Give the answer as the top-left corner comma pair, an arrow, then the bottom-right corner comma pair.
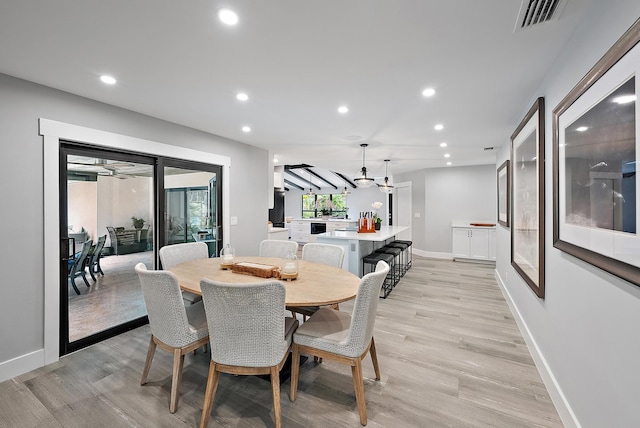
168,256 -> 360,307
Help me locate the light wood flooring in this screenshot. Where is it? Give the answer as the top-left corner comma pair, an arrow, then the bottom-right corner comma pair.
0,256 -> 563,427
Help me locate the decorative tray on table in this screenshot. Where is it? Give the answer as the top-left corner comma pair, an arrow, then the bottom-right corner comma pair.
230,262 -> 280,278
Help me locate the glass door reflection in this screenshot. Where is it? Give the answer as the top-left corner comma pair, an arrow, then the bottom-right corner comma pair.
63,148 -> 154,351
162,166 -> 220,258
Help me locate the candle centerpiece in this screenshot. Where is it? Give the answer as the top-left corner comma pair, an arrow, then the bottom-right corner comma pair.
220,244 -> 236,269
280,251 -> 298,281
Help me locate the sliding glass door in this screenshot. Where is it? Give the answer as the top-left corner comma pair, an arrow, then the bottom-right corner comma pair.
60,144 -> 222,355
158,160 -> 222,260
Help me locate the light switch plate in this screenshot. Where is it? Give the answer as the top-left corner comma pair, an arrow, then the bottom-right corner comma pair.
230,216 -> 238,225
414,212 -> 421,218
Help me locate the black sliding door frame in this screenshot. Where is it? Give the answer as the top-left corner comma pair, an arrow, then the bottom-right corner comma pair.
59,143 -> 223,356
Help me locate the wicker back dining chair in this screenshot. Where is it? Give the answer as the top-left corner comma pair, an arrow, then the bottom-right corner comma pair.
288,243 -> 346,319
199,279 -> 298,428
258,239 -> 299,258
301,242 -> 345,268
159,242 -> 209,304
290,260 -> 389,426
134,263 -> 209,414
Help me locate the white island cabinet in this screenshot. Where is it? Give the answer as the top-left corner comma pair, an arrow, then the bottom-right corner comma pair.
316,225 -> 409,275
451,222 -> 496,263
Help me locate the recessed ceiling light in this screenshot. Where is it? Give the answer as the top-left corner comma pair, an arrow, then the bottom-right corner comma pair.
100,75 -> 116,85
439,142 -> 447,147
576,126 -> 588,132
434,124 -> 444,131
242,126 -> 251,133
338,106 -> 349,114
236,92 -> 248,101
613,94 -> 636,104
446,161 -> 452,166
218,8 -> 238,25
422,88 -> 436,97
444,153 -> 450,158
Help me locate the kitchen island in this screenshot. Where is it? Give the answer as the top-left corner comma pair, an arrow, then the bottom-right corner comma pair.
316,225 -> 409,276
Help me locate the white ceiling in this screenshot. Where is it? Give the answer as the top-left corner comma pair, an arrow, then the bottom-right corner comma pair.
0,0 -> 589,180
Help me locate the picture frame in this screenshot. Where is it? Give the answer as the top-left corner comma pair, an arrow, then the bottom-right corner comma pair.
497,160 -> 510,227
511,97 -> 545,298
553,19 -> 640,287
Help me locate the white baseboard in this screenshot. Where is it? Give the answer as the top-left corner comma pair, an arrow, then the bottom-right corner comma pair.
0,349 -> 44,383
494,270 -> 580,428
413,249 -> 451,259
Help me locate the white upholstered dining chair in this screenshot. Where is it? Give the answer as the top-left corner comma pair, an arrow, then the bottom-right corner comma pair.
159,242 -> 209,304
134,263 -> 209,414
287,242 -> 346,319
199,278 -> 298,428
289,260 -> 389,426
259,239 -> 299,258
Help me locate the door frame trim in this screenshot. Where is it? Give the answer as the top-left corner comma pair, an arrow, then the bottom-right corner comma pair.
40,118 -> 230,365
393,181 -> 412,241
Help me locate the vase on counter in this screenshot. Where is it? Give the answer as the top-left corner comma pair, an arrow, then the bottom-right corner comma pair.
375,222 -> 381,230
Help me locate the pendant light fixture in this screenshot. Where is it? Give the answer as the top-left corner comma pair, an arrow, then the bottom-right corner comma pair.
306,169 -> 315,196
342,178 -> 351,195
379,159 -> 394,193
354,143 -> 375,188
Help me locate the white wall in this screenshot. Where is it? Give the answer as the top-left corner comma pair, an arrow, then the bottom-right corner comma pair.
394,164 -> 496,256
496,2 -> 640,426
68,181 -> 98,239
0,73 -> 268,378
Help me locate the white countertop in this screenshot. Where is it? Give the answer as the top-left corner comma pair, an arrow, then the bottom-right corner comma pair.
451,221 -> 496,229
316,225 -> 408,242
268,227 -> 288,232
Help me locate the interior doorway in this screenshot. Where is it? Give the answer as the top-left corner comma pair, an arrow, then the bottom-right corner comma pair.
394,181 -> 412,241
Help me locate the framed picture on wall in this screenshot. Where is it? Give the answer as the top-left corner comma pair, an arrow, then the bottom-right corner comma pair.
511,97 -> 545,298
497,160 -> 510,227
553,18 -> 640,287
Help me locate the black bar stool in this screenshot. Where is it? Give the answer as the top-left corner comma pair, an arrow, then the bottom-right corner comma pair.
375,246 -> 403,283
390,240 -> 412,271
362,251 -> 395,298
386,241 -> 409,276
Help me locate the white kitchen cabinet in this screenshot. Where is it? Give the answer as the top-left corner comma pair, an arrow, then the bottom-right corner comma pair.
452,223 -> 496,262
289,220 -> 310,243
488,228 -> 496,261
287,219 -> 358,244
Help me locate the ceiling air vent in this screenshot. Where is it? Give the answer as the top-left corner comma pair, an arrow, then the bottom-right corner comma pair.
484,146 -> 495,151
514,0 -> 568,32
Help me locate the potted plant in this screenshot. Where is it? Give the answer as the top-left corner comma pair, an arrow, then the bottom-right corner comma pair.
372,201 -> 383,230
131,216 -> 145,229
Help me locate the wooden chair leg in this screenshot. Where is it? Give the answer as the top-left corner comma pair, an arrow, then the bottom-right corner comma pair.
270,366 -> 282,428
169,348 -> 185,414
369,337 -> 381,380
200,362 -> 220,428
351,359 -> 367,426
141,336 -> 156,385
289,345 -> 301,401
